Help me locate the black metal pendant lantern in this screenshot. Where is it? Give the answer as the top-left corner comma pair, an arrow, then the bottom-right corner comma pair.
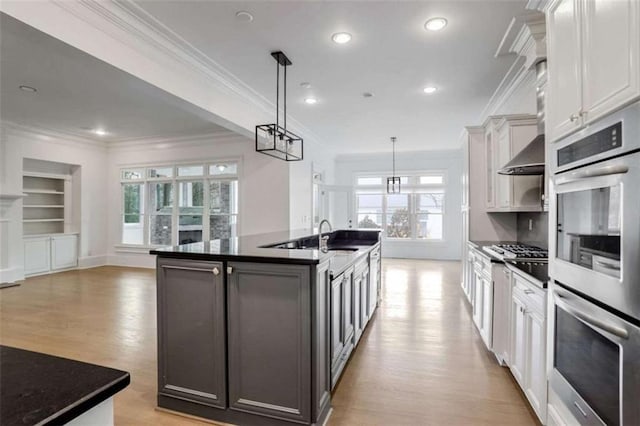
255,51 -> 303,161
387,137 -> 400,193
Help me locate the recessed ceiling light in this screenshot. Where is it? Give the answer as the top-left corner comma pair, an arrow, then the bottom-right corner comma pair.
332,32 -> 352,44
424,17 -> 448,31
304,97 -> 318,105
93,129 -> 107,136
300,82 -> 312,89
423,86 -> 438,94
19,85 -> 37,93
235,11 -> 254,22
362,92 -> 374,98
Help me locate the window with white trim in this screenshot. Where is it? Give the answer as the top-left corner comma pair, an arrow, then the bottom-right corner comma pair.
354,173 -> 445,240
120,162 -> 239,245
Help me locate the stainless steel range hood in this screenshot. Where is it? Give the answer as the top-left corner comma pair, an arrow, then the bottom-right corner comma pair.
498,60 -> 547,176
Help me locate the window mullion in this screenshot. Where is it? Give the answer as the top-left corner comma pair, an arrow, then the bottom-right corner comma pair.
203,179 -> 211,242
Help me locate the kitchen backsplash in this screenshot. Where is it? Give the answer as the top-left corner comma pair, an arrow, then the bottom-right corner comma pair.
517,212 -> 548,249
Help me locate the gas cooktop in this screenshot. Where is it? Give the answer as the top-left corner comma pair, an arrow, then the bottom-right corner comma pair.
482,244 -> 548,261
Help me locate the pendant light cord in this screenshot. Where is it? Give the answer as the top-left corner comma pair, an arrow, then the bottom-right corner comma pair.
276,59 -> 280,130
391,137 -> 397,177
284,63 -> 287,133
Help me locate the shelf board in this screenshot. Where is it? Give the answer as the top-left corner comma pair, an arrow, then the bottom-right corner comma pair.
23,189 -> 65,195
23,219 -> 64,223
23,205 -> 65,208
23,172 -> 70,180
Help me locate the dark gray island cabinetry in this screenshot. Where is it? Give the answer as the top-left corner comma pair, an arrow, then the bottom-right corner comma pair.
151,229 -> 381,425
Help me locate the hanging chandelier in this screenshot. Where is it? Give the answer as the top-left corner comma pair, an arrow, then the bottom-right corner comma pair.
387,137 -> 400,194
255,51 -> 304,161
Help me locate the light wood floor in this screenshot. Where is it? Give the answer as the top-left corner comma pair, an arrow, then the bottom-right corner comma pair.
0,260 -> 537,425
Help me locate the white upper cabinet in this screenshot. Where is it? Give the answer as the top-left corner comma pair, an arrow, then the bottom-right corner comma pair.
485,115 -> 542,212
581,0 -> 640,123
547,0 -> 640,142
547,0 -> 583,141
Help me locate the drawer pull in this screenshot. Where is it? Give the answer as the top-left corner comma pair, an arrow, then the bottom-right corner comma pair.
524,289 -> 534,295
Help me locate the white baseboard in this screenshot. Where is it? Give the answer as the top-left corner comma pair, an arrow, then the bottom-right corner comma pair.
78,255 -> 108,269
107,254 -> 155,269
0,267 -> 24,284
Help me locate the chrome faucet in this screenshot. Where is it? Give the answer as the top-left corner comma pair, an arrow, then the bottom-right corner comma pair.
318,219 -> 332,253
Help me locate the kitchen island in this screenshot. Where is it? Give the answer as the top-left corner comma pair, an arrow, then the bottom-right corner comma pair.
150,229 -> 382,425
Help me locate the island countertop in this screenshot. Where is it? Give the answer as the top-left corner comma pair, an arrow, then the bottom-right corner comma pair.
0,345 -> 130,425
150,229 -> 382,274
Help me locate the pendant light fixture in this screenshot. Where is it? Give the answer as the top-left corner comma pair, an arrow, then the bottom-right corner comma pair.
255,51 -> 304,161
387,137 -> 401,193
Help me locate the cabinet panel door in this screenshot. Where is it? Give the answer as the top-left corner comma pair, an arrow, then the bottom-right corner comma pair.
473,271 -> 483,330
510,295 -> 527,387
485,130 -> 496,209
330,277 -> 344,367
51,235 -> 78,270
353,273 -> 362,344
526,312 -> 547,421
313,262 -> 331,420
369,248 -> 380,316
481,276 -> 493,349
157,259 -> 226,409
361,268 -> 370,329
228,262 -> 311,423
342,271 -> 354,345
547,0 -> 583,142
582,0 -> 640,124
24,237 -> 50,275
496,130 -> 511,209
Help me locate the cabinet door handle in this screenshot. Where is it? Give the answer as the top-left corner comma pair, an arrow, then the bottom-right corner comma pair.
212,267 -> 220,275
227,266 -> 233,275
524,289 -> 534,295
569,113 -> 580,122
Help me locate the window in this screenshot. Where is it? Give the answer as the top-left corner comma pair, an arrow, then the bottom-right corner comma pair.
120,162 -> 239,245
354,173 -> 445,240
122,183 -> 144,244
149,182 -> 173,245
356,194 -> 383,229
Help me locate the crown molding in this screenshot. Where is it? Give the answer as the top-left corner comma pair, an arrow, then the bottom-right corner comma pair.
1,121 -> 108,150
107,130 -> 248,152
50,0 -> 328,151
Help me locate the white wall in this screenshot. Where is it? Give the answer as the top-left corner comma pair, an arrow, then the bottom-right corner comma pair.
106,133 -> 291,268
0,123 -> 109,282
334,150 -> 463,260
288,140 -> 336,232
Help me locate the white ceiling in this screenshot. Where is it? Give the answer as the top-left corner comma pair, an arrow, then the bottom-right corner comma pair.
0,12 -> 227,143
133,0 -> 532,153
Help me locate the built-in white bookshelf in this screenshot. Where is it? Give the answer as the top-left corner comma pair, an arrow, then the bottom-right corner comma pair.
22,172 -> 70,235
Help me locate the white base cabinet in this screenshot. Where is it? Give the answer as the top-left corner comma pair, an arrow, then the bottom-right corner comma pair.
24,237 -> 51,276
24,234 -> 78,277
509,270 -> 547,424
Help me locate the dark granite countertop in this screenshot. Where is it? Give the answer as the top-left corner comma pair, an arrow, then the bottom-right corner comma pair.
0,346 -> 130,425
150,229 -> 382,273
505,262 -> 549,289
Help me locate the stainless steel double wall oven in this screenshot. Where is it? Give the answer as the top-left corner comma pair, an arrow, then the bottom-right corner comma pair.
549,101 -> 640,425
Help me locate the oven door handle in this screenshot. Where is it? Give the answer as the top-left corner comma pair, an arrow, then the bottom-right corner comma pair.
554,289 -> 629,340
555,164 -> 628,185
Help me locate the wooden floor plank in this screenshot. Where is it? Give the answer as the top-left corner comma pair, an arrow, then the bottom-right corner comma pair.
0,259 -> 537,425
